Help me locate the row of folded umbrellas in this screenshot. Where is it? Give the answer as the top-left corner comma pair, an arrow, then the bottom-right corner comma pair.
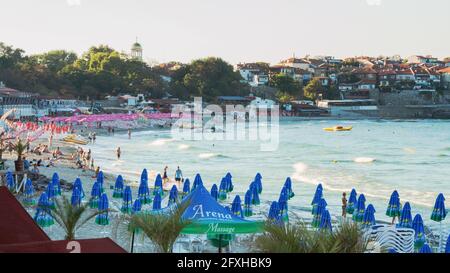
4,169 -> 449,253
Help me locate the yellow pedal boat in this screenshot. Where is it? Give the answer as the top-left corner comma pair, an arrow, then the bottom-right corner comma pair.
323,126 -> 353,132
62,134 -> 89,145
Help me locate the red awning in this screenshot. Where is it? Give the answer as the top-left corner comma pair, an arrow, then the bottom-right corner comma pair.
0,186 -> 50,245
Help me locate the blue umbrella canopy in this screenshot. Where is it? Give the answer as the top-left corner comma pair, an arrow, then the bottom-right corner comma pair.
168,185 -> 178,206
362,204 -> 376,228
386,190 -> 401,218
95,194 -> 109,226
254,177 -> 263,194
319,209 -> 332,232
431,193 -> 447,222
179,184 -> 263,234
132,199 -> 142,214
231,195 -> 243,218
73,178 -> 85,199
89,181 -> 102,209
153,174 -> 163,195
113,175 -> 124,198
284,177 -> 294,199
141,168 -> 148,184
183,179 -> 191,195
138,178 -> 151,205
312,198 -> 328,228
398,202 -> 412,228
121,186 -> 133,214
268,201 -> 282,223
153,191 -> 162,210
311,184 -> 323,215
210,184 -> 218,201
45,182 -> 56,209
23,178 -> 36,207
251,182 -> 260,205
255,173 -> 262,181
445,234 -> 450,253
352,194 -> 366,222
243,189 -> 253,217
34,192 -> 54,228
192,173 -> 203,191
346,189 -> 358,214
71,188 -> 82,207
419,244 -> 433,253
278,186 -> 289,222
412,214 -> 426,250
51,173 -> 61,196
218,177 -> 228,201
225,172 -> 234,193
6,171 -> 15,191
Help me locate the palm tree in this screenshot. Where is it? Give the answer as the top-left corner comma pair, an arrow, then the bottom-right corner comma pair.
51,195 -> 105,240
129,201 -> 191,253
254,219 -> 369,253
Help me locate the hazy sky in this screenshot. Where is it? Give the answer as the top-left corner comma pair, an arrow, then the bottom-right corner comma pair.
1,0 -> 449,65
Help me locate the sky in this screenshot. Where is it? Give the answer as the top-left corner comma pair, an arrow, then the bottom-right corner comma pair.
1,0 -> 450,65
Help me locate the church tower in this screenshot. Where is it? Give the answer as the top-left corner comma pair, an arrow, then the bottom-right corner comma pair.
131,37 -> 143,61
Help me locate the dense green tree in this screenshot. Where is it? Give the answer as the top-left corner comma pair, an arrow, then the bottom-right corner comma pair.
269,73 -> 302,98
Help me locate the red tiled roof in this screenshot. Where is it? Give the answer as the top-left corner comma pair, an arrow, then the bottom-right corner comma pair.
438,67 -> 450,74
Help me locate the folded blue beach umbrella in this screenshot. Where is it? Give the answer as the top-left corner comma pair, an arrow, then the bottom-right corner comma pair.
132,199 -> 142,214
431,193 -> 446,222
445,234 -> 450,253
121,186 -> 133,214
141,169 -> 148,184
284,177 -> 294,199
278,186 -> 289,222
225,172 -> 233,192
311,184 -> 323,214
6,171 -> 15,191
95,194 -> 109,226
89,181 -> 102,209
268,201 -> 282,225
243,189 -> 253,217
168,185 -> 178,206
23,178 -> 36,207
113,175 -> 124,198
46,182 -> 57,209
97,171 -> 104,185
153,174 -> 164,196
51,173 -> 61,196
254,176 -> 263,194
138,178 -> 151,205
231,195 -> 243,218
362,204 -> 376,228
419,244 -> 433,253
182,179 -> 191,196
255,173 -> 262,182
312,198 -> 328,228
34,192 -> 54,228
412,214 -> 426,250
73,178 -> 85,199
153,191 -> 162,210
398,202 -> 412,228
319,209 -> 332,232
346,189 -> 358,214
386,190 -> 401,221
210,184 -> 218,201
352,194 -> 366,222
251,182 -> 260,205
71,188 -> 82,207
218,177 -> 228,201
192,174 -> 203,191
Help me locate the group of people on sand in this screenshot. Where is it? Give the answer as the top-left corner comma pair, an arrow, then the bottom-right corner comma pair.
72,147 -> 94,170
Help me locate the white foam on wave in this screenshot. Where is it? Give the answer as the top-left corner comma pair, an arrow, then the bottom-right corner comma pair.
149,138 -> 175,146
403,147 -> 416,154
353,157 -> 376,163
178,144 -> 190,150
198,153 -> 217,159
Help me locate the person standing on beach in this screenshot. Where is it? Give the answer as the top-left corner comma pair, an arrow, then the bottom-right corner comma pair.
128,129 -> 131,139
116,147 -> 121,160
163,166 -> 168,183
342,192 -> 347,218
92,132 -> 96,143
175,166 -> 183,183
112,128 -> 115,136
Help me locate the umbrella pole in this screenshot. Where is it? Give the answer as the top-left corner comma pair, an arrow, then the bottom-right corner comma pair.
439,221 -> 442,253
218,234 -> 222,254
130,230 -> 135,253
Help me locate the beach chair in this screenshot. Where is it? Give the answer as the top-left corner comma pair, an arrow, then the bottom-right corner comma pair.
370,227 -> 415,253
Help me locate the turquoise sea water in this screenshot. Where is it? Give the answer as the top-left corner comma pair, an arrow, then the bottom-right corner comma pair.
90,119 -> 450,230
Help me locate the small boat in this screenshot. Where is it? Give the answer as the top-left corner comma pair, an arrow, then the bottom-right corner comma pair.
62,134 -> 89,145
323,126 -> 353,132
